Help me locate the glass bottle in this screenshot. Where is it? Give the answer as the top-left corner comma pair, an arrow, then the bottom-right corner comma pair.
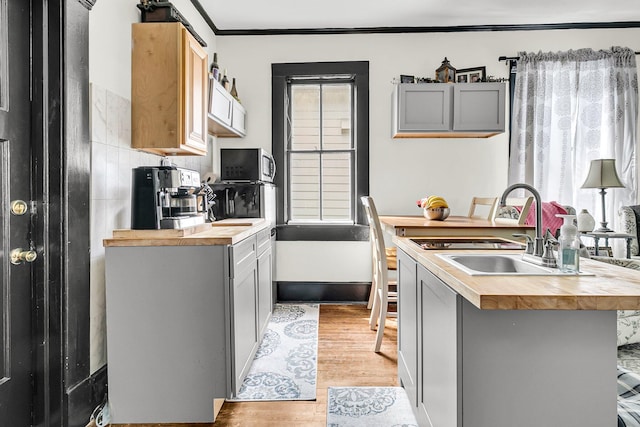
210,52 -> 220,82
230,78 -> 239,101
221,69 -> 230,91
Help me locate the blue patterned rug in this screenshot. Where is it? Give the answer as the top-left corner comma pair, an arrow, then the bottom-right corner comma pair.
327,387 -> 418,427
230,303 -> 319,401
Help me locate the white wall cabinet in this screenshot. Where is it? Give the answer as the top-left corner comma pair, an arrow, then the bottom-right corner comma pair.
208,77 -> 247,137
392,82 -> 505,138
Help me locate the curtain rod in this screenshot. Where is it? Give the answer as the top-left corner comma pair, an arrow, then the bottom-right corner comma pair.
499,51 -> 640,62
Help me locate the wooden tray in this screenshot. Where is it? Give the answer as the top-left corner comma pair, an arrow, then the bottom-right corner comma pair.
111,222 -> 212,238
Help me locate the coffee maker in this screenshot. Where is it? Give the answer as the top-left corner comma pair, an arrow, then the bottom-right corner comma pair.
131,166 -> 208,229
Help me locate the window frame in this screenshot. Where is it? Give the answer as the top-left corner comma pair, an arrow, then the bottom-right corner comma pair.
272,61 -> 369,241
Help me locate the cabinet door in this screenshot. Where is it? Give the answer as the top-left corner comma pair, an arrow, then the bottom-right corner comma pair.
453,83 -> 505,132
231,101 -> 247,136
230,236 -> 259,396
397,84 -> 452,131
418,265 -> 460,427
397,249 -> 418,409
131,23 -> 207,156
211,78 -> 233,127
256,228 -> 272,335
257,246 -> 272,336
182,27 -> 208,153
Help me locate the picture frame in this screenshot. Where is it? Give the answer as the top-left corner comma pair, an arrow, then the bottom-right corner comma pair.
400,75 -> 415,83
585,246 -> 613,257
456,66 -> 486,83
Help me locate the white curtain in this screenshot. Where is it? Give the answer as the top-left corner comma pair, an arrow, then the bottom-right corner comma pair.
509,47 -> 638,233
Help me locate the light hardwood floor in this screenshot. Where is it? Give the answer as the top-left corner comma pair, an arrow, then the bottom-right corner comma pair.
111,304 -> 398,427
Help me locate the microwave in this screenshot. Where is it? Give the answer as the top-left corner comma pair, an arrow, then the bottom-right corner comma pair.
220,148 -> 276,183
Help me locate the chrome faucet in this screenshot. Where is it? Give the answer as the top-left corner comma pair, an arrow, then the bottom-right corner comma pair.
499,183 -> 544,257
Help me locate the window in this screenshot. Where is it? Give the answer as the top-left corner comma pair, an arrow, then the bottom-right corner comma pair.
272,62 -> 369,241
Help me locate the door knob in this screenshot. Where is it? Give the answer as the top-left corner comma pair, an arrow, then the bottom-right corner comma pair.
10,200 -> 29,216
10,248 -> 37,265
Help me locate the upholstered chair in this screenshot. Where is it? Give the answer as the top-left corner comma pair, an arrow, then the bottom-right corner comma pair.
619,206 -> 640,258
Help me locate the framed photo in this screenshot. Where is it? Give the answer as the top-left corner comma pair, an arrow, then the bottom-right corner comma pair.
585,246 -> 613,257
456,66 -> 486,83
400,75 -> 415,83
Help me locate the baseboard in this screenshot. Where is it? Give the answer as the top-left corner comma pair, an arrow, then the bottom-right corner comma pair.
276,281 -> 371,303
67,365 -> 108,427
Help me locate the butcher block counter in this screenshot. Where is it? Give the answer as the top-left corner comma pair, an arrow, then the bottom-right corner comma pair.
103,218 -> 269,247
394,236 -> 640,310
394,235 -> 639,427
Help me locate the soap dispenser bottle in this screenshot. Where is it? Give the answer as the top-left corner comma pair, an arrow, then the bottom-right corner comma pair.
556,214 -> 581,273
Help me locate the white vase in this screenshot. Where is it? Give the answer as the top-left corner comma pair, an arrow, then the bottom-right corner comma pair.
577,209 -> 596,233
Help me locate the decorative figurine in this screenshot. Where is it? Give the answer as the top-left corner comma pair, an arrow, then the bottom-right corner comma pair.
435,57 -> 456,83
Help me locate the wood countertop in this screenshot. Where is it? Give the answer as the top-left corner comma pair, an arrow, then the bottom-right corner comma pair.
380,215 -> 535,230
394,236 -> 640,311
103,218 -> 269,247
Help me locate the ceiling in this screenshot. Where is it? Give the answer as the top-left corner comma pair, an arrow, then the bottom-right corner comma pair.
196,0 -> 640,34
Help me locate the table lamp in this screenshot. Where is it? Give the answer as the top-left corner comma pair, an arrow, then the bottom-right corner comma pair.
581,158 -> 625,232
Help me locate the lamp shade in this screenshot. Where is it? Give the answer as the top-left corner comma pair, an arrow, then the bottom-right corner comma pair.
581,159 -> 625,189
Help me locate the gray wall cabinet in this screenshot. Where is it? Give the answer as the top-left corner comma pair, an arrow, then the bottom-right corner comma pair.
392,83 -> 505,138
105,232 -> 272,423
397,248 -> 617,427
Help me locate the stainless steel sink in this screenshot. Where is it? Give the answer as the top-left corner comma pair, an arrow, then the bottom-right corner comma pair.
436,253 -> 593,276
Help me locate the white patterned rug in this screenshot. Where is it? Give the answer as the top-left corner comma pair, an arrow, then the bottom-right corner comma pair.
230,303 -> 319,401
327,387 -> 418,427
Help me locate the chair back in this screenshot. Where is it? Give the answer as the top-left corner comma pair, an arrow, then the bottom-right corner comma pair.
619,205 -> 640,256
468,197 -> 498,220
493,196 -> 534,225
361,196 -> 389,297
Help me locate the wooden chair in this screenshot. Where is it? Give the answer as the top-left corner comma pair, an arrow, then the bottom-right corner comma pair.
493,196 -> 534,225
361,196 -> 398,352
468,197 -> 498,220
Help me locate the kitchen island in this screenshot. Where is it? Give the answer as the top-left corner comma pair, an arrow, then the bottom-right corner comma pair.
394,236 -> 640,427
103,219 -> 273,424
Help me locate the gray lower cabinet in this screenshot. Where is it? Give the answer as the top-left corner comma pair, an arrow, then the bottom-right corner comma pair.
392,83 -> 505,138
417,265 -> 460,427
397,248 -> 418,408
398,248 -> 617,427
105,231 -> 272,423
229,234 -> 260,397
256,228 -> 273,337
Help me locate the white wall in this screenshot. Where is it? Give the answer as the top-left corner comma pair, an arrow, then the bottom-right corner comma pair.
216,27 -> 640,282
88,0 -> 219,373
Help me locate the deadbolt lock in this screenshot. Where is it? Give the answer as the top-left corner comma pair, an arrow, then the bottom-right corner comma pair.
10,200 -> 28,216
10,248 -> 37,265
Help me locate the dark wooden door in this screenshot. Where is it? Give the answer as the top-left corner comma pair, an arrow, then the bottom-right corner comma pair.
0,0 -> 35,424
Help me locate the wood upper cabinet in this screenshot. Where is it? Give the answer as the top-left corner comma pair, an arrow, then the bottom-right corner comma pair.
392,82 -> 505,138
131,22 -> 208,156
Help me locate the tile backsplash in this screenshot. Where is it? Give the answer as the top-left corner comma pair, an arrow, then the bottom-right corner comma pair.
89,83 -> 214,373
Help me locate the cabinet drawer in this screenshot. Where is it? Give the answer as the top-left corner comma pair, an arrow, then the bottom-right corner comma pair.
229,235 -> 256,277
256,228 -> 271,256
